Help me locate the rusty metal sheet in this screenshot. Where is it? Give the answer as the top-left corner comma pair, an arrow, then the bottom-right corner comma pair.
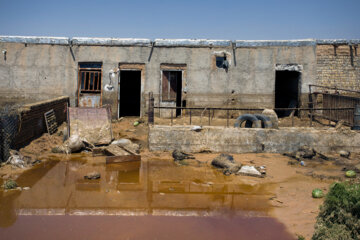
79,94 -> 101,107
68,107 -> 112,145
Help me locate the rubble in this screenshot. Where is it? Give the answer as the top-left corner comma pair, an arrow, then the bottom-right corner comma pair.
84,172 -> 101,180
339,150 -> 350,158
3,150 -> 40,168
111,138 -> 140,154
5,150 -> 28,168
211,153 -> 241,175
52,135 -> 93,154
236,166 -> 262,177
172,150 -> 195,161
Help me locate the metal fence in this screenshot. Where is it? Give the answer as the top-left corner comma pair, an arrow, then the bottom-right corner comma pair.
147,90 -> 357,128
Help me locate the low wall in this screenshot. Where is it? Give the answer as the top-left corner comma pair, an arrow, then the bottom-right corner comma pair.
14,96 -> 69,148
149,125 -> 360,153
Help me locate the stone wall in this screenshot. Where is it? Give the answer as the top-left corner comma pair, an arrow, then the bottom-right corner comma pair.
149,125 -> 360,154
316,44 -> 360,90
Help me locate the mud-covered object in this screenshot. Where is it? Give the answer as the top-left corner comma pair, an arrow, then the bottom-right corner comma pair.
52,135 -> 90,154
111,138 -> 140,154
339,150 -> 350,158
5,150 -> 27,168
172,150 -> 195,161
297,146 -> 316,159
237,165 -> 262,177
211,153 -> 241,174
261,109 -> 279,129
84,172 -> 101,180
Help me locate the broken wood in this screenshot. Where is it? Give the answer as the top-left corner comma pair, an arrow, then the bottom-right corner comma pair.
106,155 -> 141,164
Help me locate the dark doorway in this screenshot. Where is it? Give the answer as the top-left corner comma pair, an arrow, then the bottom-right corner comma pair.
162,71 -> 182,116
275,71 -> 300,117
119,71 -> 141,117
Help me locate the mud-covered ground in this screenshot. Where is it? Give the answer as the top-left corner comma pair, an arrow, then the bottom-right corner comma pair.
1,116 -> 359,239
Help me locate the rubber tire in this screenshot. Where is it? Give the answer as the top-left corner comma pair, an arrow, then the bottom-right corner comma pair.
234,114 -> 261,128
253,114 -> 273,128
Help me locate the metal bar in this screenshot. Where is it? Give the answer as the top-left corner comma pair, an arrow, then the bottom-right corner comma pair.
227,110 -> 229,127
189,109 -> 192,125
208,109 -> 210,125
154,106 -> 354,111
97,72 -> 100,90
309,84 -> 360,94
171,109 -> 173,126
91,72 -> 94,90
148,92 -> 154,125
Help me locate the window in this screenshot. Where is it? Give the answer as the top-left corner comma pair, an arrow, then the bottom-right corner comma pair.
215,56 -> 229,69
78,63 -> 102,93
162,71 -> 180,101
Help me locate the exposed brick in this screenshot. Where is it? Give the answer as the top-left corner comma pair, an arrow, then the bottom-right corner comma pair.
316,44 -> 360,90
14,97 -> 69,149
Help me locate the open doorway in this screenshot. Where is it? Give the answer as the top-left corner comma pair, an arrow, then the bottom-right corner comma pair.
119,70 -> 141,117
162,71 -> 182,116
275,71 -> 300,117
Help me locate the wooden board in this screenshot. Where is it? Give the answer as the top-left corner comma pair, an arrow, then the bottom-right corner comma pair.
44,109 -> 58,135
106,155 -> 141,164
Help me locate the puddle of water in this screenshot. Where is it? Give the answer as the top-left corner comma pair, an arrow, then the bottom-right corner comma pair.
0,155 -> 294,239
0,215 -> 294,240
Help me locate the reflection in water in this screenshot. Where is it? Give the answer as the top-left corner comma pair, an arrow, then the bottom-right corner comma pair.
0,156 -> 294,239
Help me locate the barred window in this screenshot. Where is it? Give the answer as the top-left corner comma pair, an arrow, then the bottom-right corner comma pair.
78,63 -> 102,93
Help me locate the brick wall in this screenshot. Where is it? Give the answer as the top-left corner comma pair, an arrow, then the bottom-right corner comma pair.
14,96 -> 69,149
317,44 -> 360,90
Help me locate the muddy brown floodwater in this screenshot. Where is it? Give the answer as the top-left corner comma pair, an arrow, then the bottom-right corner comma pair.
0,152 -> 303,240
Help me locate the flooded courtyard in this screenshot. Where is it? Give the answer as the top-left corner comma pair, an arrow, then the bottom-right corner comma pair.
1,148 -> 345,240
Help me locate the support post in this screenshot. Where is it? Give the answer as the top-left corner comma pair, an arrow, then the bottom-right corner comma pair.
148,92 -> 154,125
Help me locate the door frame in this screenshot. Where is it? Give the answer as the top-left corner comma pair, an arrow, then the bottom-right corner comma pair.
159,64 -> 187,117
118,63 -> 145,119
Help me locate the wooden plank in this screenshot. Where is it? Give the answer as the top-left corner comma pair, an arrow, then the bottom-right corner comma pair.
106,155 -> 141,164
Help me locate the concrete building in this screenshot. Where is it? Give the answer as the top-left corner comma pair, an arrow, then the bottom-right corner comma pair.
0,36 -> 359,119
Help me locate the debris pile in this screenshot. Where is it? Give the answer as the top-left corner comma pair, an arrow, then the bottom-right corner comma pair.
172,150 -> 195,161
2,150 -> 41,169
84,172 -> 101,180
211,153 -> 266,177
211,153 -> 241,175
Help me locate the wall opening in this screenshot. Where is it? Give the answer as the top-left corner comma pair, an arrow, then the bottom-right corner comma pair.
162,71 -> 182,116
275,71 -> 300,117
77,62 -> 102,107
119,70 -> 141,117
